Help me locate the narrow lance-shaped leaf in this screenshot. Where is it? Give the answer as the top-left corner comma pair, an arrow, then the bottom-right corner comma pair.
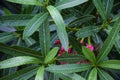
24,37 -> 36,47
57,73 -> 85,80
55,73 -> 71,80
70,73 -> 86,80
98,60 -> 120,69
57,54 -> 85,63
69,15 -> 95,27
104,0 -> 114,18
35,66 -> 44,80
0,66 -> 38,80
0,56 -> 41,69
0,33 -> 16,43
55,0 -> 88,10
0,14 -> 33,27
49,73 -> 58,80
93,0 -> 106,20
75,26 -> 100,38
97,18 -> 120,63
7,0 -> 43,6
44,47 -> 59,64
3,8 -> 11,15
98,69 -> 114,80
23,13 -> 48,39
84,2 -> 95,14
0,43 -> 43,59
45,64 -> 91,73
88,68 -> 97,80
39,18 -> 50,56
82,46 -> 96,64
112,13 -> 120,22
47,5 -> 69,51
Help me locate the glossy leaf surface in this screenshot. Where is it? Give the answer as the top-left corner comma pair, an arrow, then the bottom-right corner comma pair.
47,5 -> 69,51
39,18 -> 50,56
99,60 -> 120,69
46,64 -> 91,73
75,26 -> 99,38
44,47 -> 59,64
35,66 -> 44,80
97,18 -> 120,63
7,0 -> 43,6
82,46 -> 96,64
23,13 -> 48,39
0,56 -> 40,69
56,0 -> 88,10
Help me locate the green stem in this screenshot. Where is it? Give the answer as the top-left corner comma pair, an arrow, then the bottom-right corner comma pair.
88,37 -> 91,45
66,26 -> 80,31
100,21 -> 108,30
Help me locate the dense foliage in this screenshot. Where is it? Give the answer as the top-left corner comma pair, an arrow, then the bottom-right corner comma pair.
0,0 -> 120,80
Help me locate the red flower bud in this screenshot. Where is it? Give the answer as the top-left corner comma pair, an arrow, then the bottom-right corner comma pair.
68,48 -> 71,53
55,39 -> 61,44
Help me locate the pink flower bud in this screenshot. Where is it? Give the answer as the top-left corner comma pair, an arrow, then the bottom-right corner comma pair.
86,44 -> 94,51
61,46 -> 65,52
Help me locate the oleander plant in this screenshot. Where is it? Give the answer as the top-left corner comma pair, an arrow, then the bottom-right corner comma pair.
0,0 -> 120,80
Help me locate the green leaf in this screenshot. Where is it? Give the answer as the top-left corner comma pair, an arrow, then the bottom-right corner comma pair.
98,60 -> 120,69
0,14 -> 33,27
0,56 -> 41,69
0,43 -> 43,59
70,73 -> 85,80
93,0 -> 106,20
21,5 -> 34,14
55,0 -> 88,10
98,69 -> 114,80
46,64 -> 91,73
23,13 -> 48,39
44,47 -> 59,64
56,73 -> 71,80
97,18 -> 120,63
3,8 -> 11,15
7,0 -> 43,6
57,54 -> 86,63
69,36 -> 82,54
24,37 -> 36,47
0,33 -> 15,43
104,0 -> 114,18
35,66 -> 44,80
49,73 -> 57,80
104,26 -> 120,54
112,13 -> 120,22
75,26 -> 100,38
84,3 -> 95,14
57,73 -> 85,80
88,68 -> 97,80
39,18 -> 50,56
0,66 -> 38,80
47,5 -> 69,51
69,15 -> 95,27
114,34 -> 120,54
82,46 -> 96,64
